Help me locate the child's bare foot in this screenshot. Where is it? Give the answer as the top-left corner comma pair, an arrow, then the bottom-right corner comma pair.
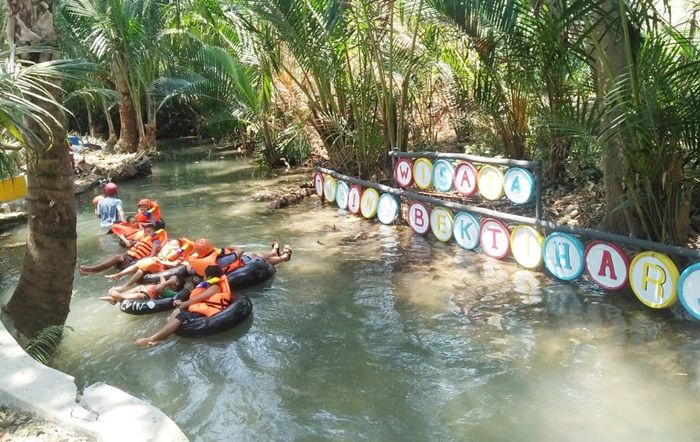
281,245 -> 293,261
271,240 -> 280,256
105,273 -> 121,281
78,266 -> 93,276
99,296 -> 117,305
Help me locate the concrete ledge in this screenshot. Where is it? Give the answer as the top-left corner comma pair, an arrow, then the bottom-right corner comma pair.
0,320 -> 188,442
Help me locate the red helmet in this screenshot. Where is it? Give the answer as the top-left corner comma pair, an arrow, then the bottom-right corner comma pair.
104,183 -> 118,196
137,199 -> 151,208
193,238 -> 214,257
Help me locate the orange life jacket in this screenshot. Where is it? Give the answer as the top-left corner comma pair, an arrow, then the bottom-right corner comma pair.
127,229 -> 167,260
135,200 -> 161,224
187,277 -> 233,317
110,223 -> 144,242
186,248 -> 220,277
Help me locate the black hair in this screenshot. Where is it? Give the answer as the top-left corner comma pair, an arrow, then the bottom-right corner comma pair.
126,215 -> 136,222
204,265 -> 223,279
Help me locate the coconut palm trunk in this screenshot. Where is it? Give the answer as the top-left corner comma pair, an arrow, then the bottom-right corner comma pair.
113,55 -> 139,152
4,0 -> 77,338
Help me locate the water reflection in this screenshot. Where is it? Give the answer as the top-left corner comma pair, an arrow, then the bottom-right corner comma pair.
1,145 -> 699,441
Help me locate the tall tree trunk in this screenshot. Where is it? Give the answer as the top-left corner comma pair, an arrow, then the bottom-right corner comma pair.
112,55 -> 138,152
4,0 -> 76,339
595,1 -> 639,235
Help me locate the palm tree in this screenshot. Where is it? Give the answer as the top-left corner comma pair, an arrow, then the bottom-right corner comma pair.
2,0 -> 80,338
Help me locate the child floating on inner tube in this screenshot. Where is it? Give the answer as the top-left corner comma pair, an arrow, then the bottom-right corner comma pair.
133,265 -> 230,347
136,198 -> 165,229
99,274 -> 182,305
185,238 -> 292,278
104,238 -> 194,292
78,224 -> 165,275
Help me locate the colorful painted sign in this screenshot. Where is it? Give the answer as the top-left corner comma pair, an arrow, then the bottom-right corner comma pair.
453,212 -> 480,250
377,194 -> 399,225
323,175 -> 337,203
584,241 -> 630,290
509,226 -> 543,269
347,185 -> 362,215
629,252 -> 679,309
453,162 -> 478,196
432,160 -> 455,193
678,263 -> 700,320
430,207 -> 453,242
0,175 -> 27,202
503,167 -> 535,204
314,172 -> 324,197
413,158 -> 433,190
360,188 -> 380,219
408,202 -> 431,235
394,158 -> 414,188
543,233 -> 585,281
336,181 -> 350,210
477,165 -> 504,200
479,218 -> 510,259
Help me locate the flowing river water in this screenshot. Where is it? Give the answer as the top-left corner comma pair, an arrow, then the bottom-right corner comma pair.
1,145 -> 699,441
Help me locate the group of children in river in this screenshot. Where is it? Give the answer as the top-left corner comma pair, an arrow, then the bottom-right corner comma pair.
80,183 -> 292,346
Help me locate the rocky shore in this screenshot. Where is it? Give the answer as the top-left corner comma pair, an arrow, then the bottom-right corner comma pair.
0,407 -> 92,442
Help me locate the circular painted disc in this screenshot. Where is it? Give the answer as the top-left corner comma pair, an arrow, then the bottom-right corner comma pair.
432,160 -> 455,193
629,251 -> 679,309
453,212 -> 480,250
323,175 -> 337,203
408,202 -> 431,235
360,188 -> 380,219
503,167 -> 535,204
394,158 -> 414,188
335,181 -> 350,210
347,185 -> 362,215
584,241 -> 630,290
313,172 -> 324,197
377,194 -> 399,225
413,158 -> 434,190
543,232 -> 585,281
430,207 -> 454,242
453,162 -> 478,196
509,225 -> 543,269
479,218 -> 511,259
678,263 -> 700,320
477,165 -> 505,200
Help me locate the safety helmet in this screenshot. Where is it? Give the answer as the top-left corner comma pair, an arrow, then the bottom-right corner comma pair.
193,238 -> 214,257
104,182 -> 118,196
137,199 -> 150,208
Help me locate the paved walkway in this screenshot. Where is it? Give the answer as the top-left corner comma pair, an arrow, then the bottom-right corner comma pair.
0,319 -> 188,442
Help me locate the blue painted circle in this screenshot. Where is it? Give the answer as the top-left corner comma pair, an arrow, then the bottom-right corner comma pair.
678,263 -> 700,320
335,181 -> 350,210
452,212 -> 480,250
377,193 -> 399,225
503,167 -> 535,204
432,160 -> 455,192
543,232 -> 585,281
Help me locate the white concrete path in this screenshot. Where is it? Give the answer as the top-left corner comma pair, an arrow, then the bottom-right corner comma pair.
0,320 -> 188,442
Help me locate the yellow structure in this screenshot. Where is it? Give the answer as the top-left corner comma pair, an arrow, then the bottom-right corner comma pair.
0,175 -> 27,202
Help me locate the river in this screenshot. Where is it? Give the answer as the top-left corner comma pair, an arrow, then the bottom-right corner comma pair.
1,145 -> 699,441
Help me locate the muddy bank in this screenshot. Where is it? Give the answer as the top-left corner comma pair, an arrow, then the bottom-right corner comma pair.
0,406 -> 92,442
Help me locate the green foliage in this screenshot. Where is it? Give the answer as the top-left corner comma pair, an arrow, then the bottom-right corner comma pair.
24,325 -> 73,365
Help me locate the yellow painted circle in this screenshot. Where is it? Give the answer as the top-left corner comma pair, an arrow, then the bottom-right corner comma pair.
360,188 -> 380,219
413,158 -> 434,189
477,165 -> 505,200
629,251 -> 679,309
430,207 -> 454,242
323,175 -> 337,202
509,226 -> 544,269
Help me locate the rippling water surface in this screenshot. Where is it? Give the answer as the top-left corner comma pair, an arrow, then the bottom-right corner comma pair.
1,145 -> 699,441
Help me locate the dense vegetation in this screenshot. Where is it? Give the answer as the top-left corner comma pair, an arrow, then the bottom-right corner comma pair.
1,1 -> 698,336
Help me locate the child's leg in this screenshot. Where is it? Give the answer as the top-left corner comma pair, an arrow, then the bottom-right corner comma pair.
113,269 -> 145,292
79,255 -> 124,275
105,263 -> 139,280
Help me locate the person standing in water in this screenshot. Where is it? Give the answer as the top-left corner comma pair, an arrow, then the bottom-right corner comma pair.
96,182 -> 124,230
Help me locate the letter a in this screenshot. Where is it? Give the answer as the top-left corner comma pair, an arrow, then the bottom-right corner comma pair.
597,250 -> 618,280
